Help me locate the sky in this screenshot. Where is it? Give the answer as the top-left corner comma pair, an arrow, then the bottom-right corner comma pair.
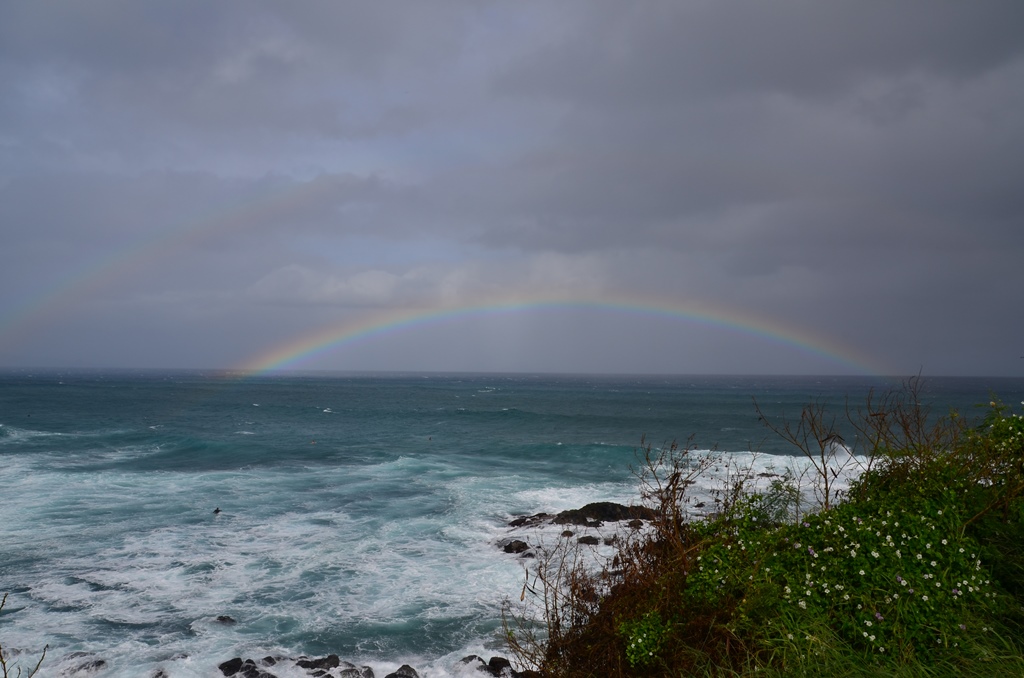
1,1 -> 1023,377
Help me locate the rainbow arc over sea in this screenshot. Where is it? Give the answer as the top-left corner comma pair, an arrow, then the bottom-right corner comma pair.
237,294 -> 884,376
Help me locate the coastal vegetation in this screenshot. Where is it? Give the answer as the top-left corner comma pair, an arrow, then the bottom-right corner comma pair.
504,380 -> 1024,676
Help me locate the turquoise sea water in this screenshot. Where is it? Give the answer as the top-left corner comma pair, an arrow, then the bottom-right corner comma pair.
1,371 -> 1021,677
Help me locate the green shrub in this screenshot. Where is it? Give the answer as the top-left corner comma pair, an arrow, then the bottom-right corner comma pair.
619,610 -> 670,668
504,387 -> 1024,676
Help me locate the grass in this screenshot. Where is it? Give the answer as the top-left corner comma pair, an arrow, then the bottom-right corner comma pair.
503,380 -> 1024,676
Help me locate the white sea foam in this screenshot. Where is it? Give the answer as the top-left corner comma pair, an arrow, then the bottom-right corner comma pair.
0,429 -> 865,673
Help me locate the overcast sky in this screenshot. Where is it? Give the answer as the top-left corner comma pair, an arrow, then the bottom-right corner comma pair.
2,1 -> 1022,376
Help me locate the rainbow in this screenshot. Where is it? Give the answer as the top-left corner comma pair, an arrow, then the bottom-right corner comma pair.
0,174 -> 345,352
237,296 -> 886,376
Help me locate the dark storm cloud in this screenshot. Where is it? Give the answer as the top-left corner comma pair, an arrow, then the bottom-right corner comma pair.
1,2 -> 1022,374
499,1 -> 1024,101
470,1 -> 1024,256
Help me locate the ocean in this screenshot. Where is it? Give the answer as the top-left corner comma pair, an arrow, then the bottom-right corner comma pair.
1,371 -> 1021,677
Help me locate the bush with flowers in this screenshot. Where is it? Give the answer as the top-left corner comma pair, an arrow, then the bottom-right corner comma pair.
505,388 -> 1024,676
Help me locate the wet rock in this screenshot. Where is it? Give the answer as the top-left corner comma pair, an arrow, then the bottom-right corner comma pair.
627,519 -> 644,529
560,530 -> 575,537
460,655 -> 523,677
553,502 -> 656,526
296,655 -> 341,670
383,664 -> 418,678
218,658 -> 277,678
221,655 -> 374,678
59,655 -> 107,676
216,615 -> 237,624
577,535 -> 600,545
338,667 -> 374,678
219,658 -> 244,675
508,513 -> 550,528
498,538 -> 530,554
487,656 -> 513,675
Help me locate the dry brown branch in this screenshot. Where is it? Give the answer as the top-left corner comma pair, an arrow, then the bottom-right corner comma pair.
0,595 -> 47,678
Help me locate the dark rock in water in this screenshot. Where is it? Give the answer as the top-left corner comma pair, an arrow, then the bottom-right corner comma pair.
461,655 -> 522,677
220,658 -> 276,677
226,658 -> 276,678
220,655 -> 372,678
627,519 -> 644,529
498,538 -> 530,554
603,536 -> 618,546
297,655 -> 341,670
560,530 -> 574,537
577,535 -> 600,545
383,664 -> 419,678
338,667 -> 374,678
220,658 -> 244,676
151,670 -> 169,678
216,615 -> 237,624
60,656 -> 107,675
488,656 -> 513,674
554,502 -> 656,526
508,512 -> 550,528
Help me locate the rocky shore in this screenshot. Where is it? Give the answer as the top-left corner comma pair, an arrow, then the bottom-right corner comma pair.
498,500 -> 655,556
214,653 -> 539,678
51,502 -> 650,678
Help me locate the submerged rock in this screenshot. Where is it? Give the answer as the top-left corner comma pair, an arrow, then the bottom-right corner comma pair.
508,512 -> 550,528
58,654 -> 107,676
